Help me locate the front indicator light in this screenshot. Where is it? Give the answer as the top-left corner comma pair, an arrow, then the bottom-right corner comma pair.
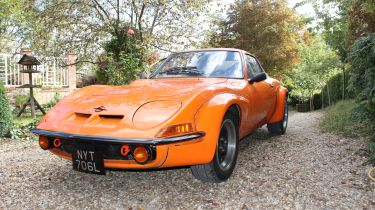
156,123 -> 194,138
133,146 -> 150,164
39,136 -> 50,150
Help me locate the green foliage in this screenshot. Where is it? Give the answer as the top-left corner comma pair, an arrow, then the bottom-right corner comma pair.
0,82 -> 13,137
347,1 -> 375,47
14,94 -> 28,109
348,33 -> 375,118
0,0 -> 26,51
348,33 -> 375,162
45,92 -> 61,109
1,0 -> 212,61
312,0 -> 352,61
209,0 -> 301,78
96,25 -> 145,85
320,100 -> 372,137
11,115 -> 41,140
316,0 -> 375,60
321,71 -> 353,105
285,35 -> 340,104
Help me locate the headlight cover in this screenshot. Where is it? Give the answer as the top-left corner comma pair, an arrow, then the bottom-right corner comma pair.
132,100 -> 182,129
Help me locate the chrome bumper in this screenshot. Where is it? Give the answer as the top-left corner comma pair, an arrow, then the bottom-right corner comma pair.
31,129 -> 205,145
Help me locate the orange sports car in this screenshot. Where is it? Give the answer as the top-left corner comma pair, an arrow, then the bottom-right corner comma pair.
32,48 -> 288,182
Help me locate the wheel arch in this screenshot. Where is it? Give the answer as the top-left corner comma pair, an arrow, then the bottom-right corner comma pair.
192,93 -> 246,164
228,104 -> 241,128
268,86 -> 288,124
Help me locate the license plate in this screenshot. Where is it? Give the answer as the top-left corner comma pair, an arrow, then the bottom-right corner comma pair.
72,145 -> 105,175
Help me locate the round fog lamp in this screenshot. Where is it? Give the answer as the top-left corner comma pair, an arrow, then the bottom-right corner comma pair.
133,146 -> 150,164
39,136 -> 50,150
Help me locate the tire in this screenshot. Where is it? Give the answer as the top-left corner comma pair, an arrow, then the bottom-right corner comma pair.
190,110 -> 239,183
267,96 -> 288,135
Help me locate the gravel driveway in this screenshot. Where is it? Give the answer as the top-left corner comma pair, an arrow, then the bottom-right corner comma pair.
0,111 -> 374,209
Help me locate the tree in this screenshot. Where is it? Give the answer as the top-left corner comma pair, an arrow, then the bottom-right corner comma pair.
314,0 -> 375,58
2,0 -> 212,62
0,0 -> 26,52
347,0 -> 375,46
312,0 -> 352,61
286,34 -> 340,110
209,0 -> 302,78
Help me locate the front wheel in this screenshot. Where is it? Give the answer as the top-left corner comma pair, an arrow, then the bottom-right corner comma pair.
267,96 -> 288,135
190,111 -> 239,183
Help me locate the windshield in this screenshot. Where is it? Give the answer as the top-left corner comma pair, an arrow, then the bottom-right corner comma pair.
152,51 -> 244,79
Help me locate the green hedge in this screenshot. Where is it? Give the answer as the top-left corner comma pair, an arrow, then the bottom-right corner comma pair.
348,34 -> 375,163
0,82 -> 13,137
310,71 -> 354,110
321,72 -> 353,107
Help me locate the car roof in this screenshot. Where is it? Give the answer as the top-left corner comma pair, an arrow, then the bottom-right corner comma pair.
178,48 -> 253,56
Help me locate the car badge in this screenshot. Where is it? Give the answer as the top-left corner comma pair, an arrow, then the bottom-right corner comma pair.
94,106 -> 106,112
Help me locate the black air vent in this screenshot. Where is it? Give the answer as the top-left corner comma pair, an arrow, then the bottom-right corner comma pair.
99,115 -> 124,120
75,113 -> 91,118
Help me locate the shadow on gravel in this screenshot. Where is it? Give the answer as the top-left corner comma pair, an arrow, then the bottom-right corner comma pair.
239,127 -> 277,151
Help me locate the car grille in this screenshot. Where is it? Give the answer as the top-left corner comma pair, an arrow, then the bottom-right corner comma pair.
52,138 -> 156,160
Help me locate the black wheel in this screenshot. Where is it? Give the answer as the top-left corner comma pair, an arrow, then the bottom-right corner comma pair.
190,110 -> 239,183
267,96 -> 288,135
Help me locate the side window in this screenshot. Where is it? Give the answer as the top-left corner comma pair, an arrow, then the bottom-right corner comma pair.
246,55 -> 256,78
250,57 -> 263,74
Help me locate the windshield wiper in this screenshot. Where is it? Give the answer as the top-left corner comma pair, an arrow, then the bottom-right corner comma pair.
160,66 -> 203,75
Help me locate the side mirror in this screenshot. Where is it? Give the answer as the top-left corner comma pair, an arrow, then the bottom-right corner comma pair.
139,71 -> 148,79
249,72 -> 267,84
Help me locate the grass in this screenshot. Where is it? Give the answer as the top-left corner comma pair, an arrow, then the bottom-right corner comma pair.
13,114 -> 43,127
320,100 -> 372,138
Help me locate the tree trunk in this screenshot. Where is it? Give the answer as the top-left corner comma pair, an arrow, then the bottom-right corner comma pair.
310,92 -> 314,111
342,67 -> 345,100
321,87 -> 324,109
327,83 -> 331,106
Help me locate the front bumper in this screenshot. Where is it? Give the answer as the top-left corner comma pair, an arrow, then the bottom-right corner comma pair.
32,128 -> 206,169
31,129 -> 205,145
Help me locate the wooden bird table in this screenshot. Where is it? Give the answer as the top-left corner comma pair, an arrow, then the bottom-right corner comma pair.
16,70 -> 46,118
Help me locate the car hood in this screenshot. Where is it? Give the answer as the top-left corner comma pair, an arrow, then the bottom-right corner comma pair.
94,78 -> 225,99
37,78 -> 227,138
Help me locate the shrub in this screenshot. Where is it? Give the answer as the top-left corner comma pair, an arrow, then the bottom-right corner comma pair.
348,33 -> 375,163
96,25 -> 145,85
0,82 -> 13,137
348,33 -> 375,118
14,94 -> 28,109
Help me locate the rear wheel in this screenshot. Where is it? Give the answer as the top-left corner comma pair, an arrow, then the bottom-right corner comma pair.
190,111 -> 239,183
267,96 -> 288,135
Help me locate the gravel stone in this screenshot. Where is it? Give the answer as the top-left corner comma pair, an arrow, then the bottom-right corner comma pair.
0,111 -> 374,209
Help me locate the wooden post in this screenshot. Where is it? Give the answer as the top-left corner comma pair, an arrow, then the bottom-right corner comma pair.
29,66 -> 36,118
